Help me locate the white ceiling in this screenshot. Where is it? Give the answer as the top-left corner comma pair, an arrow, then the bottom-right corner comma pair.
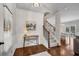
16,3 -> 79,23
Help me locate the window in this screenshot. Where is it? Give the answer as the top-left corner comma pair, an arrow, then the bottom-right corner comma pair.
66,27 -> 69,33
71,26 -> 75,33
66,25 -> 76,34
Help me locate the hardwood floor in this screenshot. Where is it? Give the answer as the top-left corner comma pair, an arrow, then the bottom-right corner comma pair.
14,44 -> 47,56
47,39 -> 74,56
14,44 -> 74,56
48,46 -> 74,56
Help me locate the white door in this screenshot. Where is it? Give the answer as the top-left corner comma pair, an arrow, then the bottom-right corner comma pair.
0,4 -> 4,56
4,6 -> 13,53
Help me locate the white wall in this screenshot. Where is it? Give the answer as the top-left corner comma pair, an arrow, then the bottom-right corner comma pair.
15,8 -> 44,48
55,13 -> 61,45
61,24 -> 66,33
47,16 -> 55,26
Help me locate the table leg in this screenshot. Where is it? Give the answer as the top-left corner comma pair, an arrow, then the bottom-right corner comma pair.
23,39 -> 25,47
35,37 -> 39,45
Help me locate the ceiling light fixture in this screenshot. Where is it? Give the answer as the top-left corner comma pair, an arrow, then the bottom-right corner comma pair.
33,3 -> 40,7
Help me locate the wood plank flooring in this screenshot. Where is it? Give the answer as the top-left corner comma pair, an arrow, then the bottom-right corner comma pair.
14,44 -> 47,56
14,44 -> 74,56
48,46 -> 74,56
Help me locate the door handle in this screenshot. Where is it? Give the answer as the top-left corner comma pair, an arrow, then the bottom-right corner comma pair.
0,42 -> 4,45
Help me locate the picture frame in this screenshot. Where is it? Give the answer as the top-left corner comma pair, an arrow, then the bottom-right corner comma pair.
26,20 -> 36,31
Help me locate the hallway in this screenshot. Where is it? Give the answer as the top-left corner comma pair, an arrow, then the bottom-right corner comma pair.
0,3 -> 79,56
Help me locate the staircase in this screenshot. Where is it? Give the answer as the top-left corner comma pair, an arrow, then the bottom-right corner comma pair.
43,20 -> 58,48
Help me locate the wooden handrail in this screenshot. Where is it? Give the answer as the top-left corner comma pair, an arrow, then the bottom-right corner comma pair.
43,25 -> 50,48
45,20 -> 55,29
44,20 -> 55,32
43,25 -> 49,33
43,20 -> 56,48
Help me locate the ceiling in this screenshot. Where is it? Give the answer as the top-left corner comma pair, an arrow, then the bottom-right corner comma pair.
16,3 -> 79,23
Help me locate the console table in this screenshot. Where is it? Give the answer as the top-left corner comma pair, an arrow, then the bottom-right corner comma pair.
23,34 -> 39,47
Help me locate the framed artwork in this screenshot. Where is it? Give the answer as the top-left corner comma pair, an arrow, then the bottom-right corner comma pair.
26,20 -> 36,31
